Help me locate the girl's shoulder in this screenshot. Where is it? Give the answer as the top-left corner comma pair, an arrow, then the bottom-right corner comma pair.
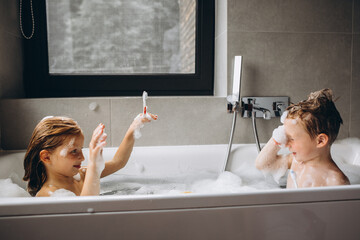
36,185 -> 58,197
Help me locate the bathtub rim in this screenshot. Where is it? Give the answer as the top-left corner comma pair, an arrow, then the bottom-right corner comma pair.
1,142 -> 359,217
1,184 -> 359,218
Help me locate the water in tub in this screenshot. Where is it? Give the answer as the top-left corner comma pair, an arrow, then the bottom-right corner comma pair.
1,137 -> 360,197
100,138 -> 360,196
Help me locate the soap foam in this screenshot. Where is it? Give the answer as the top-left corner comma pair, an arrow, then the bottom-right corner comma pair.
100,169 -> 278,196
133,114 -> 145,139
73,173 -> 81,181
0,178 -> 30,197
280,111 -> 288,124
50,188 -> 76,197
272,125 -> 287,146
60,137 -> 75,157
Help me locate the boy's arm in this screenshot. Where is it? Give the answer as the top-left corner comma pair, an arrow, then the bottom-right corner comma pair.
101,113 -> 157,178
255,138 -> 291,182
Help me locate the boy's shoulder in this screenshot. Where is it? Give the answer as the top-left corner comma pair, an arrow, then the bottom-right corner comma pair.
324,162 -> 350,186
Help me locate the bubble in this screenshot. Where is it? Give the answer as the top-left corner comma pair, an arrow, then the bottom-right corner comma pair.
73,173 -> 81,181
50,188 -> 76,197
280,111 -> 288,124
0,178 -> 30,197
272,125 -> 287,146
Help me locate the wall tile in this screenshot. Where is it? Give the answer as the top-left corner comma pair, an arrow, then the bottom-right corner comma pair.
228,0 -> 353,33
0,0 -> 21,38
355,0 -> 360,33
228,31 -> 352,139
351,34 -> 360,137
0,0 -> 24,98
110,97 -> 234,147
0,33 -> 24,98
0,98 -> 111,150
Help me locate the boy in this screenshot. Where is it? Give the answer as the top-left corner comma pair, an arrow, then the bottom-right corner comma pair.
255,89 -> 350,188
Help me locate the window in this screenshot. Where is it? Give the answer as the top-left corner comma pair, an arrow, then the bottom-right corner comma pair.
23,0 -> 215,97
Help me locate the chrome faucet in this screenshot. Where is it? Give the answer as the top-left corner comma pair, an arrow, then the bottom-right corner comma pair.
242,98 -> 272,120
241,97 -> 288,119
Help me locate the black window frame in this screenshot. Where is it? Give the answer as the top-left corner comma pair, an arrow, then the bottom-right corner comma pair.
23,0 -> 215,98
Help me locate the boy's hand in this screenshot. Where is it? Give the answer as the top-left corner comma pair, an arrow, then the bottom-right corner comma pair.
89,123 -> 107,176
272,125 -> 287,146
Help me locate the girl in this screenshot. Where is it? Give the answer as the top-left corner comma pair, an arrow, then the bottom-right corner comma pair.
23,113 -> 157,197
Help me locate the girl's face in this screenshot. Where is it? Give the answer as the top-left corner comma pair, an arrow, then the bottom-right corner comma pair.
284,118 -> 318,163
48,134 -> 85,177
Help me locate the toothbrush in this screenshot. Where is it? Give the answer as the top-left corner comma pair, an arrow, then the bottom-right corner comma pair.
142,91 -> 148,115
289,169 -> 298,189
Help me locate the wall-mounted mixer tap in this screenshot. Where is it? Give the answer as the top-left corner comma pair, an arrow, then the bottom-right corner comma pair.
241,98 -> 272,119
240,96 -> 289,153
241,97 -> 289,119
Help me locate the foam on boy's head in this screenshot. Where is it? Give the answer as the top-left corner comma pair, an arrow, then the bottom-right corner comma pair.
284,89 -> 342,145
280,111 -> 288,124
41,116 -> 54,121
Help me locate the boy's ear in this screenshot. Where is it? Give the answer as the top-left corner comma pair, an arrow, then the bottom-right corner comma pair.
39,150 -> 51,164
316,133 -> 329,148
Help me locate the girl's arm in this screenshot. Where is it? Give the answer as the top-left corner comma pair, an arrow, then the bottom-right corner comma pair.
101,113 -> 157,178
81,123 -> 106,196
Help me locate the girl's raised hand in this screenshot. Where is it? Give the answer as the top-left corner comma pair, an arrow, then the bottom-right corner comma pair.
89,123 -> 107,176
131,112 -> 158,139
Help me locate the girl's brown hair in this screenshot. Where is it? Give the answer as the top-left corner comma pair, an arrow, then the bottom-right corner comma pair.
23,116 -> 83,196
286,88 -> 343,145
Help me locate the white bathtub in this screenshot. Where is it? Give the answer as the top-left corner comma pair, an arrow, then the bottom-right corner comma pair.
0,140 -> 360,240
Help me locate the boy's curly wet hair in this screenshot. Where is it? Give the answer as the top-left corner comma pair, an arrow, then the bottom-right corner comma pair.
286,88 -> 343,145
23,116 -> 83,196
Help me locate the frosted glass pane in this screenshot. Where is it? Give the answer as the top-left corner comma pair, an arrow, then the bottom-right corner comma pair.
46,0 -> 196,74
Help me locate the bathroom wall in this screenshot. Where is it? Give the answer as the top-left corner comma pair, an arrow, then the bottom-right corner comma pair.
0,0 -> 24,98
222,0 -> 360,142
0,0 -> 359,150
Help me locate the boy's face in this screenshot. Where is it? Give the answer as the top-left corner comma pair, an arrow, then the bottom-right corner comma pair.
48,134 -> 85,177
284,118 -> 318,163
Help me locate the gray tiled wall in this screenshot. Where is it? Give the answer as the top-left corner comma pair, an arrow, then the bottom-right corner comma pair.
0,0 -> 359,150
226,0 -> 359,142
0,0 -> 24,98
352,1 -> 360,136
0,97 -> 234,150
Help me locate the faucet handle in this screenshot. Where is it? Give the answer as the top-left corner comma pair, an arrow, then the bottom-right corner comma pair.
273,101 -> 286,117
227,102 -> 234,113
